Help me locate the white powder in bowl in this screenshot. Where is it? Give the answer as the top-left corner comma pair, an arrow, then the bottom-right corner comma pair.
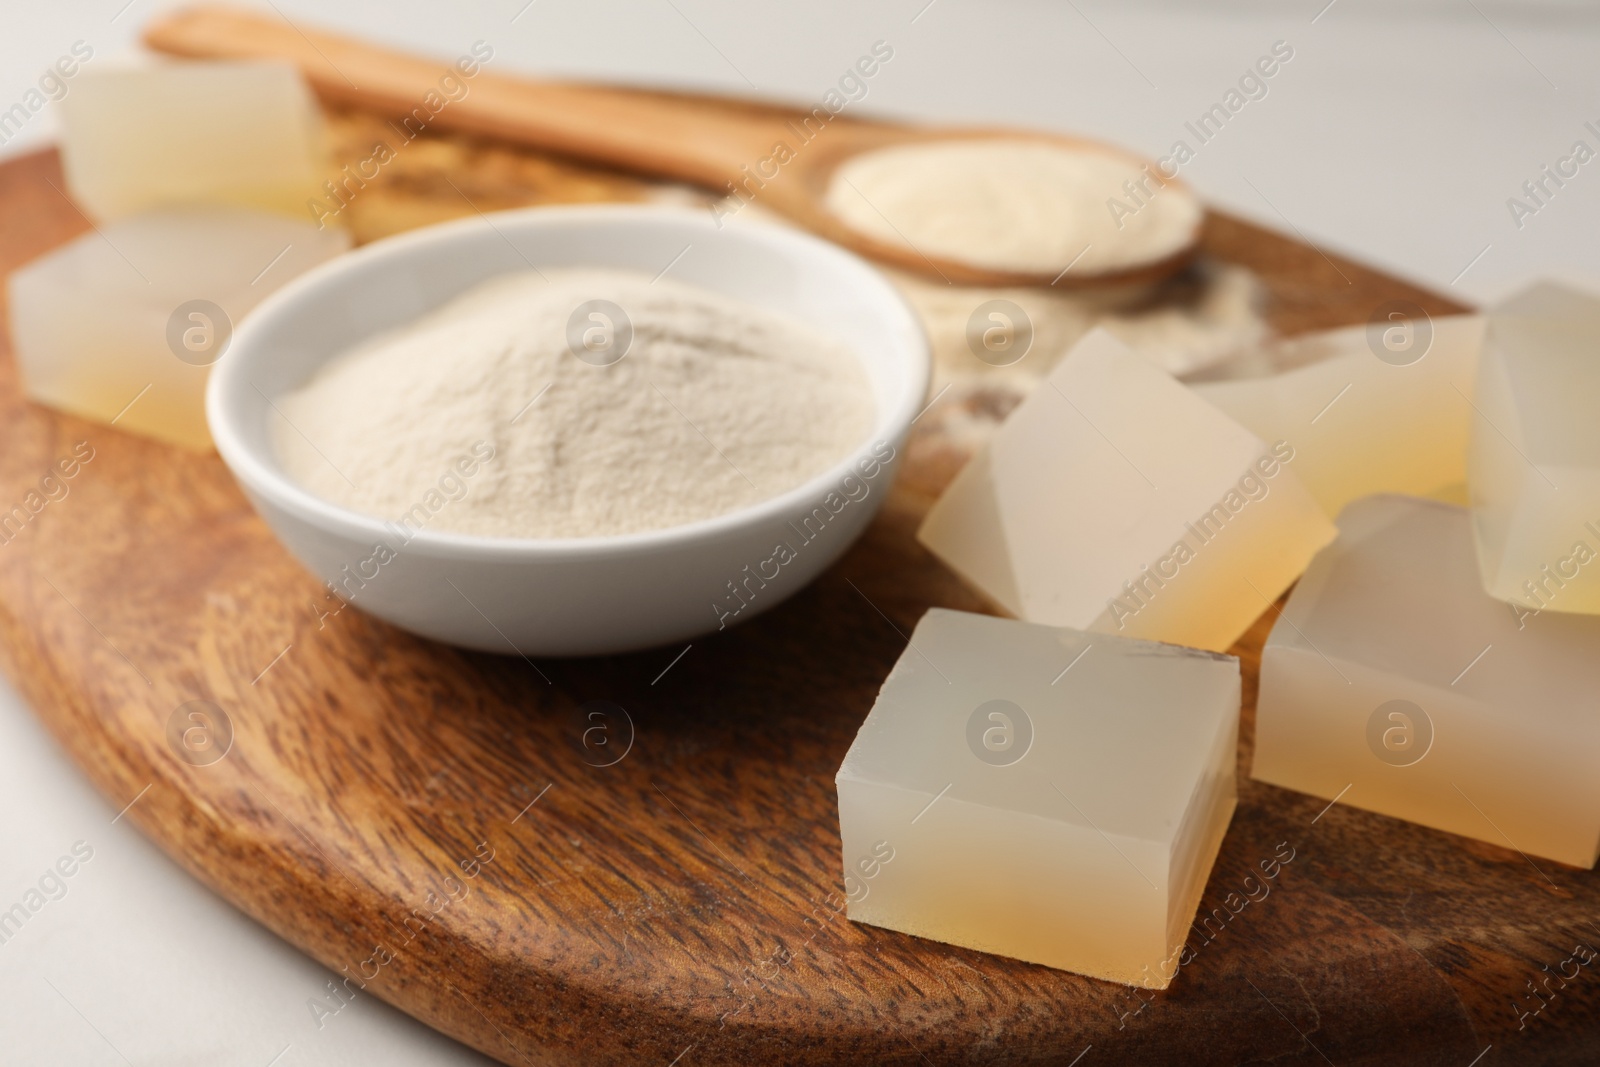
826,139 -> 1202,276
273,269 -> 876,539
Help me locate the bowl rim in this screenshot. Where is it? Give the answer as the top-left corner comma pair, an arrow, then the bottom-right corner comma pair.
208,203 -> 931,562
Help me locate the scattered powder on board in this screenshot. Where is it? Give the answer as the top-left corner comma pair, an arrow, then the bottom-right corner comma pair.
826,139 -> 1201,275
274,269 -> 876,538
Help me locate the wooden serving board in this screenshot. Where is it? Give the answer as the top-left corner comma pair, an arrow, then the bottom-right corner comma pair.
3,141 -> 1598,1067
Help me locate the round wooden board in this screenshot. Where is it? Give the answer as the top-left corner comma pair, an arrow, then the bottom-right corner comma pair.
2,145 -> 1596,1066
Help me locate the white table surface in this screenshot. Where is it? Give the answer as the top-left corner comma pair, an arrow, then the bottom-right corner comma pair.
3,1 -> 1599,1063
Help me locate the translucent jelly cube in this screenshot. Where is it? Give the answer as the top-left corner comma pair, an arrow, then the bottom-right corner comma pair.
1195,315 -> 1484,518
59,61 -> 326,222
7,206 -> 348,449
1470,282 -> 1600,615
918,328 -> 1336,653
1254,495 -> 1600,868
837,608 -> 1239,987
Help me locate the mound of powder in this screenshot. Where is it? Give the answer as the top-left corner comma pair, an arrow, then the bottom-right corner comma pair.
274,269 -> 876,538
826,139 -> 1202,276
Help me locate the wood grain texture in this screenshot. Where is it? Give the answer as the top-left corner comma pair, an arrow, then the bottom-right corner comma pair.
3,144 -> 1599,1067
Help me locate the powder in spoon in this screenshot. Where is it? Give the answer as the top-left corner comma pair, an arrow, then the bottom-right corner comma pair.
274,269 -> 876,538
826,139 -> 1201,276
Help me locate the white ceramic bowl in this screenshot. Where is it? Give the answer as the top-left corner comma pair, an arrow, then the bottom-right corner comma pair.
209,205 -> 930,656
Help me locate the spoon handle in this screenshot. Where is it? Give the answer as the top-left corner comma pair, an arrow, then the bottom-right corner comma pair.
144,5 -> 788,191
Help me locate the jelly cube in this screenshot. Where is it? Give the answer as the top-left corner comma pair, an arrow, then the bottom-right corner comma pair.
836,608 -> 1239,987
59,61 -> 327,222
1253,494 -> 1600,868
1195,315 -> 1483,517
918,328 -> 1336,652
7,206 -> 349,449
1469,282 -> 1600,615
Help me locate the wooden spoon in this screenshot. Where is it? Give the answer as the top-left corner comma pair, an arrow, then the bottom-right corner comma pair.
143,5 -> 1202,288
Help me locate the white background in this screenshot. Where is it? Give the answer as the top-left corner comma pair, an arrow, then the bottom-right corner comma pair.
2,1 -> 1599,1063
